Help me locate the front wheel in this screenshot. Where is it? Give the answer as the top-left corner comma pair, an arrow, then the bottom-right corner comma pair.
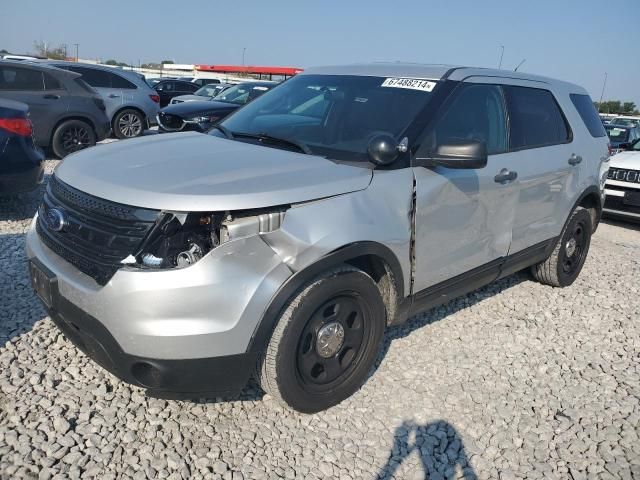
52,119 -> 96,158
258,266 -> 386,413
531,207 -> 592,287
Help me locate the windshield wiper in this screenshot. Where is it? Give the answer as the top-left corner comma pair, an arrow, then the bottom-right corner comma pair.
210,124 -> 234,139
232,132 -> 312,155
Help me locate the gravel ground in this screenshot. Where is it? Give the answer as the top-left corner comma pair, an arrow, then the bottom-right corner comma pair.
1,156 -> 639,480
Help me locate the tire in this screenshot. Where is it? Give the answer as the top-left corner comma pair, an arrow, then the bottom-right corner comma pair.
52,119 -> 96,158
113,109 -> 145,139
258,265 -> 386,413
531,207 -> 592,287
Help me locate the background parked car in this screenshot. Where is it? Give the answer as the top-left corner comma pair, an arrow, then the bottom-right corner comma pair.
605,124 -> 640,152
610,117 -> 640,128
603,138 -> 640,222
145,77 -> 176,87
43,61 -> 160,139
191,78 -> 221,87
0,60 -> 110,158
157,81 -> 275,133
0,98 -> 44,195
169,83 -> 232,105
153,79 -> 199,107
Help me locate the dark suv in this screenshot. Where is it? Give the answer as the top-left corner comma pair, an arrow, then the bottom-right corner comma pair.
0,61 -> 110,157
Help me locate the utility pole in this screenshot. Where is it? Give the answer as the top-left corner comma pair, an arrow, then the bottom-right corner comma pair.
62,43 -> 67,59
498,45 -> 504,69
242,47 -> 246,66
74,43 -> 79,62
598,72 -> 608,112
514,58 -> 526,72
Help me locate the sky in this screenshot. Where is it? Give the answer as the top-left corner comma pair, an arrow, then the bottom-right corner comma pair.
2,0 -> 639,106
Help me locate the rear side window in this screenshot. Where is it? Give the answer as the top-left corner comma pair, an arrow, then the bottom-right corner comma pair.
504,86 -> 570,149
110,73 -> 136,89
43,73 -> 62,90
570,94 -> 607,138
66,67 -> 112,88
0,66 -> 44,91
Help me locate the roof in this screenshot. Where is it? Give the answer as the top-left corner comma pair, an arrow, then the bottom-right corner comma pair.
300,63 -> 587,93
0,59 -> 81,77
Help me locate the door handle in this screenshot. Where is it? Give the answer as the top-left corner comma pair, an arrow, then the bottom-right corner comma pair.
568,154 -> 583,166
494,168 -> 518,184
108,94 -> 121,98
43,94 -> 60,99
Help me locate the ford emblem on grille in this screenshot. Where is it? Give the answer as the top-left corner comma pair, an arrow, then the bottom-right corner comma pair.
45,208 -> 66,232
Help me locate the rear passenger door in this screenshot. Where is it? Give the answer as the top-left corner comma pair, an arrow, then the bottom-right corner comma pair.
63,66 -> 122,121
501,83 -> 577,254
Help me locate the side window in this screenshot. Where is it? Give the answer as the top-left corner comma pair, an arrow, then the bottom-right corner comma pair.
570,94 -> 607,138
425,84 -> 508,155
0,66 -> 44,91
504,86 -> 570,149
67,67 -> 112,88
184,82 -> 199,92
110,72 -> 136,89
43,73 -> 63,90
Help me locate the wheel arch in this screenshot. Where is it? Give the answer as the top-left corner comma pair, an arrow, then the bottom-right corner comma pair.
574,185 -> 603,232
112,105 -> 147,127
247,241 -> 405,355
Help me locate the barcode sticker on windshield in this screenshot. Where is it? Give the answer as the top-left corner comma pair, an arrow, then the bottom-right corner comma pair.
381,78 -> 437,92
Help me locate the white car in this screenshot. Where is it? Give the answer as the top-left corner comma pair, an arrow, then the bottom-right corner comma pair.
604,139 -> 640,221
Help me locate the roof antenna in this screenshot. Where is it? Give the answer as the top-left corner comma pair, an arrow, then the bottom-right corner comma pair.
514,58 -> 526,72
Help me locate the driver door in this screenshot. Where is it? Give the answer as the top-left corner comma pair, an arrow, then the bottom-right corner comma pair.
412,81 -> 519,294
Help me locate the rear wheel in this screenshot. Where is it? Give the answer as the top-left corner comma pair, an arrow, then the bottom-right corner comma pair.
531,207 -> 592,287
258,266 -> 386,413
113,109 -> 145,139
52,119 -> 96,158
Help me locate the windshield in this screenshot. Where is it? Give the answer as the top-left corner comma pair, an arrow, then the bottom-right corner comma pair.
195,84 -> 224,97
606,126 -> 630,143
214,83 -> 269,105
633,139 -> 640,151
218,74 -> 437,161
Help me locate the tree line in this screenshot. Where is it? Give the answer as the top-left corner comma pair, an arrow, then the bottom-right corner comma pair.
594,101 -> 638,115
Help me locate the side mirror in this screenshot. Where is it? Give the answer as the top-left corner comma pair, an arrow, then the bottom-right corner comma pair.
418,140 -> 488,169
367,134 -> 401,166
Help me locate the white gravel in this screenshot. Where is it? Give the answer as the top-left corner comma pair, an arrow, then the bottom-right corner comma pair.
1,157 -> 639,479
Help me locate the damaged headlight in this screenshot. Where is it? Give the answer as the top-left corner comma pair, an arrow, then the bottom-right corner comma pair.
125,208 -> 287,270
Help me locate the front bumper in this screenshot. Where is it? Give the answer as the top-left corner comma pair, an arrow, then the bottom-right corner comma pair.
604,183 -> 640,222
26,218 -> 292,395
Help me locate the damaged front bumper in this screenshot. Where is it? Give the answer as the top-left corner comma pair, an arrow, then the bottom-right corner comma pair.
26,219 -> 292,396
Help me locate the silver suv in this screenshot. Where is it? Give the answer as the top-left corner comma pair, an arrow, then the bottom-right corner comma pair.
27,64 -> 609,413
44,61 -> 160,139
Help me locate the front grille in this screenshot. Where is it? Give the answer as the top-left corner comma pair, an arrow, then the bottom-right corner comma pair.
157,112 -> 184,131
607,167 -> 640,184
37,176 -> 160,285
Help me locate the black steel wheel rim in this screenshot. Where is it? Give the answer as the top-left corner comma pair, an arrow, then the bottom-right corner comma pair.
562,220 -> 587,275
296,294 -> 369,391
61,126 -> 91,154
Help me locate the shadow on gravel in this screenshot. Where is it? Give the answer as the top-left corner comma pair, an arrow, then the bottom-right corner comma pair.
0,173 -> 49,222
377,419 -> 476,479
0,232 -> 45,344
601,216 -> 640,231
374,272 -> 527,374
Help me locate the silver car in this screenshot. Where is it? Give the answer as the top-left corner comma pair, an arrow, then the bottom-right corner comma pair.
44,61 -> 160,139
169,83 -> 232,105
26,64 -> 609,413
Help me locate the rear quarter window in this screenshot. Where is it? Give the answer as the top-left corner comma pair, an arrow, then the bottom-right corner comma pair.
570,94 -> 607,138
110,73 -> 137,89
504,86 -> 570,150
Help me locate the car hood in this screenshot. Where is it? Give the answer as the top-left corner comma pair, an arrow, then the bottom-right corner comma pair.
161,100 -> 237,117
55,132 -> 373,211
172,94 -> 211,103
610,150 -> 640,169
